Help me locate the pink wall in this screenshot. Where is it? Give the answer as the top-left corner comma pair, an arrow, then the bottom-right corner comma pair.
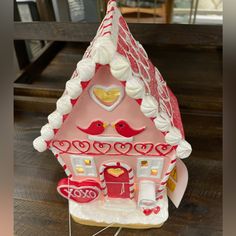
53,65 -> 174,191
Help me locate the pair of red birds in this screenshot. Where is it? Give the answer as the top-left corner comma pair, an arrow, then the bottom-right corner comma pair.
77,120 -> 145,138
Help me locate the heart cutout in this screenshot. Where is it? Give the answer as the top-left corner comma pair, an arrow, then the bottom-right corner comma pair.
52,140 -> 71,153
72,141 -> 90,153
107,168 -> 124,177
93,141 -> 111,154
114,142 -> 132,154
155,144 -> 173,156
90,85 -> 124,111
134,143 -> 154,155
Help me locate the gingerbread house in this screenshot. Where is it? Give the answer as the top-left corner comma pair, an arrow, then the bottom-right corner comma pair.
33,0 -> 192,228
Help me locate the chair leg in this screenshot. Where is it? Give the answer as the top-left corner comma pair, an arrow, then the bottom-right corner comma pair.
165,0 -> 174,23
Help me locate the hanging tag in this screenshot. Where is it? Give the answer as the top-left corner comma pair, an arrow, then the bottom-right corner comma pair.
167,158 -> 188,208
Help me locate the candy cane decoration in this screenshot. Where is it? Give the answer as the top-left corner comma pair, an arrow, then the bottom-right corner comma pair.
51,148 -> 72,178
156,154 -> 177,200
99,161 -> 134,199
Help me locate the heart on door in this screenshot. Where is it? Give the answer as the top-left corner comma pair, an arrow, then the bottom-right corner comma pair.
107,168 -> 124,177
89,85 -> 124,111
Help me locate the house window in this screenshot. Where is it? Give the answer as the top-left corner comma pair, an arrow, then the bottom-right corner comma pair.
137,157 -> 164,179
71,155 -> 97,177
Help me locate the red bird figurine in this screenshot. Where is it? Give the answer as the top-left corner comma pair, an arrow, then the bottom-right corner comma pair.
77,120 -> 108,135
114,120 -> 145,138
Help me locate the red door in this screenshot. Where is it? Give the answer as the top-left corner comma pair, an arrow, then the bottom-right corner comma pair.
103,165 -> 131,199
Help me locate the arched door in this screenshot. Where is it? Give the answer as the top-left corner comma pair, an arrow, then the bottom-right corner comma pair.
100,162 -> 134,199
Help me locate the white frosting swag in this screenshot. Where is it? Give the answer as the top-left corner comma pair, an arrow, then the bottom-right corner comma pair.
56,95 -> 73,115
126,77 -> 145,99
33,136 -> 47,152
141,94 -> 159,118
76,58 -> 96,82
48,111 -> 63,129
91,36 -> 116,65
66,78 -> 83,99
110,54 -> 132,81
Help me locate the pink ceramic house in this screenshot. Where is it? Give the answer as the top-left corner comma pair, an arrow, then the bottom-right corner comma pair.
33,0 -> 191,228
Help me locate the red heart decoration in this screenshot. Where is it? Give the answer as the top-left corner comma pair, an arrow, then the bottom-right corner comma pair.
72,140 -> 90,153
57,178 -> 101,204
52,140 -> 71,153
155,144 -> 173,156
153,206 -> 160,214
114,142 -> 132,154
143,209 -> 152,216
93,141 -> 111,154
134,143 -> 154,155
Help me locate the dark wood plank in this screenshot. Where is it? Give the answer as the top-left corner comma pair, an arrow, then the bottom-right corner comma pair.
15,197 -> 222,236
14,22 -> 222,46
15,41 -> 65,83
14,95 -> 57,113
14,0 -> 30,69
36,0 -> 56,21
14,199 -> 120,236
14,83 -> 63,98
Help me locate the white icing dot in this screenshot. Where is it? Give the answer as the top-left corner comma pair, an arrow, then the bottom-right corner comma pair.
56,95 -> 73,115
110,54 -> 131,81
91,36 -> 116,65
48,111 -> 63,129
66,78 -> 82,99
40,124 -> 54,141
125,77 -> 145,99
154,112 -> 171,132
33,136 -> 47,152
165,127 -> 182,145
77,58 -> 96,82
176,140 -> 192,159
140,95 -> 159,117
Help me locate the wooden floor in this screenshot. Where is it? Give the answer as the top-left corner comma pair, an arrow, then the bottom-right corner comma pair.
14,42 -> 222,235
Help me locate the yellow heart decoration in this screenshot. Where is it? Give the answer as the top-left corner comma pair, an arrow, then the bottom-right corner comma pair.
93,87 -> 121,106
107,168 -> 125,177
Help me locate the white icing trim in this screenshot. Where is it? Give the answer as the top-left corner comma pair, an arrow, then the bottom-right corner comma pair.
33,136 -> 47,152
110,53 -> 132,81
90,36 -> 116,65
48,111 -> 63,129
140,94 -> 159,118
69,193 -> 168,225
76,58 -> 96,82
66,78 -> 82,99
88,135 -> 133,142
154,112 -> 171,132
89,85 -> 124,111
165,127 -> 182,146
176,140 -> 192,159
125,76 -> 145,99
40,124 -> 54,141
56,95 -> 73,115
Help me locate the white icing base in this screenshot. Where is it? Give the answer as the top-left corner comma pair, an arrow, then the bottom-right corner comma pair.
69,191 -> 169,226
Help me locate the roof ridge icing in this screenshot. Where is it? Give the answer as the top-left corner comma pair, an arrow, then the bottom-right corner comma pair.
33,0 -> 192,159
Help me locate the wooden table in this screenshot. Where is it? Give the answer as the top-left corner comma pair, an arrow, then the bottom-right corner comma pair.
14,23 -> 222,235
